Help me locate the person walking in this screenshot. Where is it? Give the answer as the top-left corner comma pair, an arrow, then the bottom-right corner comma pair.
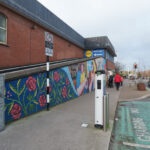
120,76 -> 124,86
108,75 -> 113,88
114,73 -> 121,90
110,75 -> 114,88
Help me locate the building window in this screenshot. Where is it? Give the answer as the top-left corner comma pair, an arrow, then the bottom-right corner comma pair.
0,13 -> 7,44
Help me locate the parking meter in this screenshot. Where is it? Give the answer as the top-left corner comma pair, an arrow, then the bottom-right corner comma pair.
95,70 -> 105,128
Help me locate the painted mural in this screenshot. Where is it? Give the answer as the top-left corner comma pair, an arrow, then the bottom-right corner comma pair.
4,58 -> 106,123
95,57 -> 106,71
69,60 -> 97,95
87,60 -> 97,92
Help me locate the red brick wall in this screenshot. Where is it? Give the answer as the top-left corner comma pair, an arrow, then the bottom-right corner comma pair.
0,5 -> 84,69
106,59 -> 115,70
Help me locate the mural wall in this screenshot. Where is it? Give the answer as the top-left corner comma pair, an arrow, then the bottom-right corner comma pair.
5,58 -> 105,123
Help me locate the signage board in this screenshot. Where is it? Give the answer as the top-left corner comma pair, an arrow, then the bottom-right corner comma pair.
45,32 -> 53,56
84,49 -> 104,58
93,50 -> 104,57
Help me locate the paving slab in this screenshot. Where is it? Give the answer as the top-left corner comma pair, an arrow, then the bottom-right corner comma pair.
119,80 -> 150,101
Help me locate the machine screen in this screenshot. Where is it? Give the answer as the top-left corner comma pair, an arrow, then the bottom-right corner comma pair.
97,80 -> 101,89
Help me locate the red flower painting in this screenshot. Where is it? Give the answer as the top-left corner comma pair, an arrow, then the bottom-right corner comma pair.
54,72 -> 59,82
66,78 -> 69,85
26,76 -> 36,91
62,86 -> 67,98
49,83 -> 52,93
45,83 -> 52,93
39,95 -> 47,107
11,104 -> 21,119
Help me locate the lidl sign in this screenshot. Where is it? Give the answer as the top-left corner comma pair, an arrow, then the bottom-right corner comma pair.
85,50 -> 93,57
84,49 -> 104,58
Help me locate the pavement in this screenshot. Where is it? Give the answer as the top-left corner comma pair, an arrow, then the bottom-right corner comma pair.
109,79 -> 150,150
0,79 -> 150,150
119,80 -> 150,101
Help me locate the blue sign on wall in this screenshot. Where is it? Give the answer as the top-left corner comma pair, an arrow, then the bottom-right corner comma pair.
84,49 -> 104,58
93,50 -> 104,57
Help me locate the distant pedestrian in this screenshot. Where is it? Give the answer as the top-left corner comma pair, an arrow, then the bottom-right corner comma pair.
107,76 -> 110,88
114,73 -> 121,90
120,76 -> 124,86
108,75 -> 114,88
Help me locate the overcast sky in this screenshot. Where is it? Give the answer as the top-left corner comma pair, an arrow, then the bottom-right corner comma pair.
38,0 -> 150,71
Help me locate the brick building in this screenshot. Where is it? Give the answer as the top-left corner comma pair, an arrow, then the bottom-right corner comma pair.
85,36 -> 116,71
0,0 -> 116,70
0,0 -> 117,126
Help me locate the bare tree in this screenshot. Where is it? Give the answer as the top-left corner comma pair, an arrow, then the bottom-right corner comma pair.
115,61 -> 124,73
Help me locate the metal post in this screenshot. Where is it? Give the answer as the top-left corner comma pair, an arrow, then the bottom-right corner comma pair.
106,92 -> 109,128
103,95 -> 107,132
0,74 -> 5,131
103,93 -> 109,132
45,32 -> 53,111
46,56 -> 50,111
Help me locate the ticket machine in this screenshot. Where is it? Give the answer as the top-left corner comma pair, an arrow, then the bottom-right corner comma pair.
95,70 -> 105,128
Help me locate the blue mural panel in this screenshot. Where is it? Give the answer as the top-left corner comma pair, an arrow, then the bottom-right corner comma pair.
49,68 -> 77,107
5,73 -> 47,122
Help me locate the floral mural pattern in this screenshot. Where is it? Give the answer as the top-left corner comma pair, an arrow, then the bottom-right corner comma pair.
5,73 -> 47,122
5,58 -> 105,123
5,69 -> 77,123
